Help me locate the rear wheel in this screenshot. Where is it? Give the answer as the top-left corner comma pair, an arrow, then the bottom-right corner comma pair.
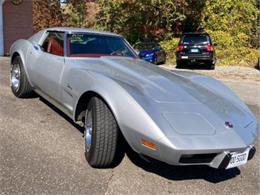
208,60 -> 215,70
176,60 -> 184,68
210,65 -> 215,70
84,97 -> 123,168
10,56 -> 34,98
153,56 -> 158,65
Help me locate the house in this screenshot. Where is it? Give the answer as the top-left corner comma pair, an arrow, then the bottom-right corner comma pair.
0,0 -> 33,56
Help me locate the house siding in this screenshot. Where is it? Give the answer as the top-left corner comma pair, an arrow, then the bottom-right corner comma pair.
3,0 -> 33,55
0,1 -> 3,56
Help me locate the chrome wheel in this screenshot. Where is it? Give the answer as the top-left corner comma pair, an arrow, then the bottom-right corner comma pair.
85,109 -> 93,152
10,63 -> 21,92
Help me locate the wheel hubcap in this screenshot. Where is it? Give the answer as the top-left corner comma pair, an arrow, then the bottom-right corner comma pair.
85,109 -> 93,152
10,64 -> 21,92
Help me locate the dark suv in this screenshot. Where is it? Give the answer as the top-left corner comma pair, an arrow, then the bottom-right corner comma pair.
176,33 -> 216,69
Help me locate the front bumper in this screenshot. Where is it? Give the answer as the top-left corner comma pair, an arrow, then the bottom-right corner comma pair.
158,142 -> 256,169
217,146 -> 256,169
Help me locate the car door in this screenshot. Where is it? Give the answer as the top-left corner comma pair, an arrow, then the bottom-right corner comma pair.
28,31 -> 66,102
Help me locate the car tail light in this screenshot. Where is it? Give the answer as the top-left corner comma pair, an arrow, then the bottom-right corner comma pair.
207,44 -> 214,52
176,44 -> 184,52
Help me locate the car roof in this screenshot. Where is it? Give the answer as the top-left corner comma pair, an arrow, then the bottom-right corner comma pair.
45,27 -> 121,37
182,32 -> 209,36
135,41 -> 158,45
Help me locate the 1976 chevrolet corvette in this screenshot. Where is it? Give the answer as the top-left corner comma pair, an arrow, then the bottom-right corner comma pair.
10,27 -> 258,169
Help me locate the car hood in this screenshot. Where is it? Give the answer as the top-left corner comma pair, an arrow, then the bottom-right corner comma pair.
139,48 -> 160,55
76,56 -> 256,137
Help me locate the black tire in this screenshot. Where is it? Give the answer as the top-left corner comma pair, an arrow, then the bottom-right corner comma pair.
11,56 -> 34,98
208,61 -> 215,70
85,97 -> 123,168
209,65 -> 215,70
154,57 -> 158,65
176,60 -> 183,68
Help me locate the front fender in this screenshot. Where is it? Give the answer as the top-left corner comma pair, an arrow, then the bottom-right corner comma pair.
10,39 -> 33,86
192,75 -> 255,119
70,70 -> 167,156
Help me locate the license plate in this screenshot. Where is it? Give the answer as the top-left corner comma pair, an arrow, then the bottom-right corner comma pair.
181,56 -> 188,59
190,49 -> 199,53
226,148 -> 250,169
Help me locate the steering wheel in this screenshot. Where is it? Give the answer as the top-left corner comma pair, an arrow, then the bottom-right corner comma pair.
110,49 -> 124,56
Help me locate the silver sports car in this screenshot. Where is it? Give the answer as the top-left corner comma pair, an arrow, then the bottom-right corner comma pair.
10,27 -> 258,169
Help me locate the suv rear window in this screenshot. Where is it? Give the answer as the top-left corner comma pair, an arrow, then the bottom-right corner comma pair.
182,35 -> 209,45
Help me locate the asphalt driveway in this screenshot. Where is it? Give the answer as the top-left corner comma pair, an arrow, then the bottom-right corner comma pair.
0,57 -> 259,195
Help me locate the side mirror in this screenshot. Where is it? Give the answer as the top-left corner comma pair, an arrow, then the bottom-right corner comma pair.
33,44 -> 43,51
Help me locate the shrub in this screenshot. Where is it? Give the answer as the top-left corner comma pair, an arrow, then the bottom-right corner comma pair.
208,30 -> 250,48
207,30 -> 234,49
215,47 -> 259,67
208,30 -> 259,66
159,38 -> 179,64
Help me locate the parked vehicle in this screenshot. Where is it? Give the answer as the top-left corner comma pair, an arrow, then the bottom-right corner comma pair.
10,28 -> 257,169
176,32 -> 216,69
133,41 -> 166,65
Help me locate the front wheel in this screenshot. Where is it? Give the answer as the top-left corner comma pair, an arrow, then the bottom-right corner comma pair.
10,56 -> 34,98
84,97 -> 123,168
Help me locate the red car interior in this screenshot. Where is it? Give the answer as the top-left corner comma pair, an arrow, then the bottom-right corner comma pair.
47,38 -> 64,56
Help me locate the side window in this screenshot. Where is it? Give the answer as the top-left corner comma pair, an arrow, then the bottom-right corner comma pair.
41,32 -> 64,56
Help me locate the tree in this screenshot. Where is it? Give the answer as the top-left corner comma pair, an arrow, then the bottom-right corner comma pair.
62,0 -> 99,28
32,0 -> 63,32
95,0 -> 188,43
182,0 -> 206,32
200,0 -> 259,47
62,0 -> 86,27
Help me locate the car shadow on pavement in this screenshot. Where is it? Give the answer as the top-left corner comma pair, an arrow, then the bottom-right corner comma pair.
175,64 -> 213,70
39,97 -> 84,134
38,97 -> 241,182
125,145 -> 241,183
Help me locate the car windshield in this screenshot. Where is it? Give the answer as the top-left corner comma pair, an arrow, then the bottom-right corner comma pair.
134,42 -> 159,50
182,35 -> 209,45
68,33 -> 136,58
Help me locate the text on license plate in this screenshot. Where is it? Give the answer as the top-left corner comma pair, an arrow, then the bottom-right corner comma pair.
226,149 -> 249,169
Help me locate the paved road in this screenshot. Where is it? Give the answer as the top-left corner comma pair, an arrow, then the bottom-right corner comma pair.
0,58 -> 259,195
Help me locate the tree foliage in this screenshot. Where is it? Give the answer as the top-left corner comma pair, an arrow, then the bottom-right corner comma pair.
200,0 -> 259,47
200,0 -> 258,35
62,0 -> 86,27
62,0 -> 98,28
32,0 -> 260,66
32,0 -> 62,32
96,0 -> 188,43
